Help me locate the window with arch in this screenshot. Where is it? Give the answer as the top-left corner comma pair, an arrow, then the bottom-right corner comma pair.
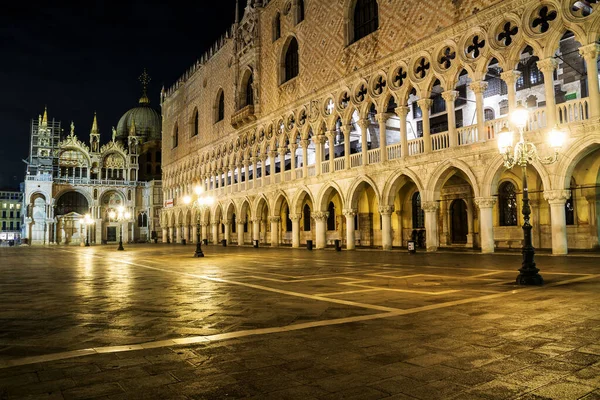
173,125 -> 179,148
516,57 -> 544,91
216,91 -> 225,122
243,73 -> 254,108
327,202 -> 336,231
303,204 -> 311,231
484,108 -> 495,121
296,0 -> 305,24
137,212 -> 148,227
232,214 -> 237,233
498,181 -> 518,226
353,0 -> 378,43
283,37 -> 299,83
273,13 -> 281,42
192,108 -> 199,137
412,192 -> 425,229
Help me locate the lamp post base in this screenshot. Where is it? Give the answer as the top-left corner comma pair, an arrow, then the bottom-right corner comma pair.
516,272 -> 543,285
194,243 -> 204,257
117,242 -> 125,251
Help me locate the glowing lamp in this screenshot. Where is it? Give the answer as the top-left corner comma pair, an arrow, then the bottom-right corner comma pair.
510,105 -> 529,129
497,127 -> 514,153
548,126 -> 565,150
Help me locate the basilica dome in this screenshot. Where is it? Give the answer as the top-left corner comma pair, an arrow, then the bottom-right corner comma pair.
116,95 -> 162,142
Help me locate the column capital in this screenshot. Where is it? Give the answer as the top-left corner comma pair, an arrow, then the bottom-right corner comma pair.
268,216 -> 281,223
199,222 -> 208,227
251,217 -> 261,223
278,147 -> 287,156
416,98 -> 433,109
314,135 -> 326,145
343,208 -> 357,217
289,143 -> 298,152
221,219 -> 232,225
237,163 -> 244,169
500,70 -> 522,84
543,189 -> 571,205
375,113 -> 391,123
313,211 -> 329,221
394,106 -> 410,118
300,139 -> 310,148
269,150 -> 278,158
536,57 -> 559,73
441,90 -> 459,102
579,43 -> 600,60
421,201 -> 439,212
289,213 -> 302,222
469,80 -> 489,94
340,124 -> 353,135
378,205 -> 395,216
357,118 -> 369,130
475,197 -> 497,209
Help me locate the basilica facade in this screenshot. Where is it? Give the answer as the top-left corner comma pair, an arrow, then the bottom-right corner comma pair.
23,78 -> 163,245
161,0 -> 600,255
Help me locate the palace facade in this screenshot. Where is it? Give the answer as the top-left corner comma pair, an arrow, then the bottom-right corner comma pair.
23,78 -> 163,245
161,0 -> 600,254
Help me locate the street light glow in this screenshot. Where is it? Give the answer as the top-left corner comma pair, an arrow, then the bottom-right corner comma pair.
497,127 -> 514,154
510,105 -> 529,128
548,125 -> 566,149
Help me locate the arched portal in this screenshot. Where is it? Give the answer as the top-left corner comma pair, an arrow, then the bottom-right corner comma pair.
347,179 -> 380,247
450,199 -> 468,244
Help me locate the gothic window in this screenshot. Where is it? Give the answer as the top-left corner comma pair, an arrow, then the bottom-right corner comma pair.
173,124 -> 179,148
498,181 -> 518,226
297,0 -> 305,23
284,37 -> 299,83
286,211 -> 292,232
273,13 -> 281,42
327,202 -> 336,231
516,57 -> 544,91
303,204 -> 311,231
216,91 -> 225,122
353,0 -> 378,43
484,108 -> 495,121
232,214 -> 237,233
192,108 -> 199,137
412,192 -> 425,229
244,74 -> 254,107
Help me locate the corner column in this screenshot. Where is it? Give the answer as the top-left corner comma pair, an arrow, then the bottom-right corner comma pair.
475,197 -> 496,254
580,44 -> 600,118
314,212 -> 328,249
379,206 -> 394,250
343,209 -> 357,250
544,190 -> 571,255
422,201 -> 439,252
289,213 -> 301,248
269,216 -> 280,247
537,58 -> 559,128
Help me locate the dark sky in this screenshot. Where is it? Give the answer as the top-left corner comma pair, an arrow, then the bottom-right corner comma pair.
0,1 -> 241,190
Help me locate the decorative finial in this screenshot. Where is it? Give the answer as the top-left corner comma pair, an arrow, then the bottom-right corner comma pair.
42,106 -> 48,126
235,0 -> 240,23
139,69 -> 151,105
91,111 -> 99,134
70,121 -> 75,135
112,126 -> 117,142
129,117 -> 137,136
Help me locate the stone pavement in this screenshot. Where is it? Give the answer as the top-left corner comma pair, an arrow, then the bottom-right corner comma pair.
0,244 -> 599,399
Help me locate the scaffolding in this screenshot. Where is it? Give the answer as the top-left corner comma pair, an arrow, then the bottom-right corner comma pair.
27,117 -> 62,178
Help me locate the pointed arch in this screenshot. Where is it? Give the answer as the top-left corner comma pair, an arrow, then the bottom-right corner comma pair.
425,159 -> 480,202
381,168 -> 425,207
482,153 -> 552,197
346,175 -> 381,209
281,36 -> 299,84
214,89 -> 225,123
291,186 -> 315,214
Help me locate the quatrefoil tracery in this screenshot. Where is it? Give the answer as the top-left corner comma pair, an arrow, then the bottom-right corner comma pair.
466,35 -> 486,59
415,58 -> 430,79
532,6 -> 557,33
498,22 -> 518,46
440,47 -> 456,69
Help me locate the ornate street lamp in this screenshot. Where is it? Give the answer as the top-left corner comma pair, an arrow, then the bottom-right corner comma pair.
498,105 -> 566,285
109,206 -> 131,251
80,213 -> 93,246
183,186 -> 214,257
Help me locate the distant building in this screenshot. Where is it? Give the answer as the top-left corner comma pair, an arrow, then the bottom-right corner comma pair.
0,190 -> 23,243
23,73 -> 163,245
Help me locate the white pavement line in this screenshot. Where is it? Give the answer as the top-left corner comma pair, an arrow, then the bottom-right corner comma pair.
339,283 -> 461,296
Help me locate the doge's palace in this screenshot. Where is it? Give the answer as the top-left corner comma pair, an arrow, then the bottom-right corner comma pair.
161,0 -> 600,255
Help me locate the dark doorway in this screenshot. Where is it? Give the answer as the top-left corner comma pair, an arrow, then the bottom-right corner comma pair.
450,199 -> 468,244
107,227 -> 117,242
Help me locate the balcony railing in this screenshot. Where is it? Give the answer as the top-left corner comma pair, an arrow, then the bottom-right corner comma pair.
334,157 -> 345,171
368,148 -> 381,164
387,142 -> 402,160
432,131 -> 450,151
407,137 -> 424,155
350,153 -> 362,167
231,105 -> 256,129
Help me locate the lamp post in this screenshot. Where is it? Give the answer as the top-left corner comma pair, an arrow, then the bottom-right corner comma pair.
80,214 -> 93,246
183,186 -> 214,257
109,206 -> 131,251
497,105 -> 566,285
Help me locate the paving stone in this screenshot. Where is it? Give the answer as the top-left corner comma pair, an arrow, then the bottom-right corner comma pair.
530,380 -> 596,400
61,382 -> 124,400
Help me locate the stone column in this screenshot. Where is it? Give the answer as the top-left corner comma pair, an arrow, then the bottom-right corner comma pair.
580,44 -> 600,119
544,189 -> 571,255
395,210 -> 403,247
191,224 -> 198,243
466,199 -> 475,247
301,140 -> 309,178
269,151 -> 277,180
440,198 -> 449,246
395,106 -> 409,158
537,58 -> 559,128
290,143 -> 298,177
223,219 -> 231,244
379,206 -> 394,250
176,224 -> 182,243
343,209 -> 357,250
260,155 -> 268,186
475,197 -> 496,254
341,124 -> 351,170
162,228 -> 168,243
237,220 -> 245,245
237,163 -> 243,192
422,201 -> 439,252
168,226 -> 174,243
470,81 -> 489,142
183,225 -> 190,243
327,132 -> 335,172
314,212 -> 328,249
376,114 -> 389,162
269,216 -> 281,247
500,70 -> 522,115
417,99 -> 433,153
252,218 -> 260,243
314,136 -> 324,175
289,213 -> 301,248
442,91 -> 459,147
278,148 -> 287,182
251,157 -> 258,185
200,222 -> 208,242
244,160 -> 250,190
211,222 -> 219,244
358,119 -> 369,165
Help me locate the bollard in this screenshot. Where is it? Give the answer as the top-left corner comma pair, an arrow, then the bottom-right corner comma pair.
334,239 -> 341,252
306,240 -> 313,251
181,239 -> 186,245
408,240 -> 416,254
253,240 -> 259,248
222,239 -> 227,247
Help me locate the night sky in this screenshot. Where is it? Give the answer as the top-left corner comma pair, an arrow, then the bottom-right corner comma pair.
0,1 -> 241,190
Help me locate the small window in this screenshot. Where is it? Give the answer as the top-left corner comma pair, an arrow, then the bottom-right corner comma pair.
284,37 -> 299,83
192,109 -> 199,137
484,108 -> 495,121
498,182 -> 518,226
173,125 -> 179,148
273,13 -> 281,41
297,0 -> 305,23
303,204 -> 311,231
327,202 -> 336,231
245,74 -> 254,107
353,0 -> 379,43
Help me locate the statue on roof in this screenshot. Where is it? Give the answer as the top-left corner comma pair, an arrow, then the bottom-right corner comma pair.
112,126 -> 117,142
